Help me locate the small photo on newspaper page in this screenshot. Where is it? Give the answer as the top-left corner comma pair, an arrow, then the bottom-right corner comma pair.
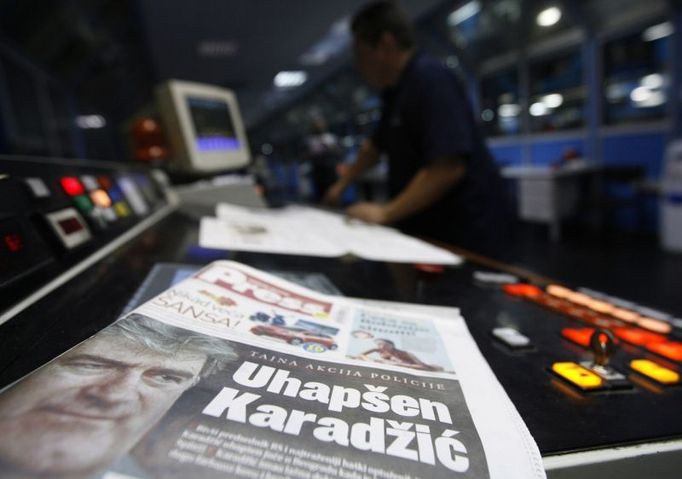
347,307 -> 454,373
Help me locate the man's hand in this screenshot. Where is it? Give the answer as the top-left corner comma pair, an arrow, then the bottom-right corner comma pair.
346,202 -> 390,224
321,180 -> 347,206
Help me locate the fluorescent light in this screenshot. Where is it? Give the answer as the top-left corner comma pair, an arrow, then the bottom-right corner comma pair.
640,73 -> 664,90
631,89 -> 665,108
274,71 -> 307,88
498,104 -> 521,118
448,1 -> 481,26
630,86 -> 651,103
631,86 -> 665,107
530,102 -> 549,116
643,21 -> 673,42
76,115 -> 106,129
537,6 -> 562,27
541,93 -> 564,108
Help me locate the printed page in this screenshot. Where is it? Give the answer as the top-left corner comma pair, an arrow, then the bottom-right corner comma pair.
134,261 -> 544,478
199,215 -> 344,257
209,204 -> 462,264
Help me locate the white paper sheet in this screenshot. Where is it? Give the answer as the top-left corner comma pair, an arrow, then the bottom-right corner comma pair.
199,204 -> 463,264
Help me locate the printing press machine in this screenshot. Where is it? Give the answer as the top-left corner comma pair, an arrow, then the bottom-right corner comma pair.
1,156 -> 681,478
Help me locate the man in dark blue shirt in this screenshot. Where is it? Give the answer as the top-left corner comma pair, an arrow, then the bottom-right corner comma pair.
324,1 -> 511,257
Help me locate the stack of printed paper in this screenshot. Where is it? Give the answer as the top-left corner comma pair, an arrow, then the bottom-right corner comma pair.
199,204 -> 462,265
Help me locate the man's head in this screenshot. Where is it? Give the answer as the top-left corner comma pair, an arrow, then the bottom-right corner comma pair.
351,1 -> 415,88
0,313 -> 235,477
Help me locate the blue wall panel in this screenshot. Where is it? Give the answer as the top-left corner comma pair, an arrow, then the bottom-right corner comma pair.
489,144 -> 523,166
529,138 -> 585,166
601,132 -> 666,232
601,132 -> 666,179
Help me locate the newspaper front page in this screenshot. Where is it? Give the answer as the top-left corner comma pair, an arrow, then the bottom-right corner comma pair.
0,261 -> 545,479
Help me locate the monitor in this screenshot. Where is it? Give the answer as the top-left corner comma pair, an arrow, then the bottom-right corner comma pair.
155,80 -> 251,174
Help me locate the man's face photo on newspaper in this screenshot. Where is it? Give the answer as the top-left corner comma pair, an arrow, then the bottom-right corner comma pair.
0,322 -> 208,478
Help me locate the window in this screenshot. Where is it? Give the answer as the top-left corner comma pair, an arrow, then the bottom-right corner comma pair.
602,21 -> 672,125
528,50 -> 585,132
479,69 -> 521,137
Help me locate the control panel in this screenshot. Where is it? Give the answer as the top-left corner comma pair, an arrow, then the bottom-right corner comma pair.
0,156 -> 176,319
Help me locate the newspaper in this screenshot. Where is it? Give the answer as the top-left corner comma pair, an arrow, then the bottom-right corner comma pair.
0,261 -> 544,479
199,204 -> 462,265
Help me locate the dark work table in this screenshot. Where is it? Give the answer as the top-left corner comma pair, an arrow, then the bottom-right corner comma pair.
1,208 -> 682,462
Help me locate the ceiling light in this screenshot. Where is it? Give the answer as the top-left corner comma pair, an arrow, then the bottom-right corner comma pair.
640,73 -> 664,89
537,6 -> 562,27
632,89 -> 665,108
448,1 -> 481,26
541,93 -> 564,108
643,21 -> 673,42
76,115 -> 106,129
630,86 -> 652,103
274,71 -> 307,88
529,102 -> 549,116
498,104 -> 521,118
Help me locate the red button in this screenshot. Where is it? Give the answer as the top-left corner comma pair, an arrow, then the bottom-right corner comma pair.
646,341 -> 682,362
3,233 -> 23,253
503,283 -> 542,298
561,328 -> 595,347
60,177 -> 85,196
614,327 -> 666,346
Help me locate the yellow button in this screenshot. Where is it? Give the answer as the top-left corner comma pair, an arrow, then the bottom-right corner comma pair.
552,362 -> 604,389
114,202 -> 130,218
630,359 -> 679,385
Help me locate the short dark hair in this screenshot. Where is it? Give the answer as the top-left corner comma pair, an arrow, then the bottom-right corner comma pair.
351,1 -> 415,49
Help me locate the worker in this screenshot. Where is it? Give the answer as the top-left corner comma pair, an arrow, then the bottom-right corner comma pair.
323,0 -> 512,258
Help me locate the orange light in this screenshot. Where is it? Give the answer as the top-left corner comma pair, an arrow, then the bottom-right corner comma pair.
561,328 -> 594,347
90,189 -> 112,208
636,316 -> 672,334
547,284 -> 572,299
568,292 -> 592,306
503,283 -> 542,298
613,327 -> 666,346
588,300 -> 615,315
646,341 -> 682,362
612,308 -> 640,323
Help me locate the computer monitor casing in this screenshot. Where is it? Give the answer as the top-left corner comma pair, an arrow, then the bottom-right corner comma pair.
156,80 -> 251,174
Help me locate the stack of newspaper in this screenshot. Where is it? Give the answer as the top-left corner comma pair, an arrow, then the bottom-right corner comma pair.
0,261 -> 545,479
199,204 -> 463,265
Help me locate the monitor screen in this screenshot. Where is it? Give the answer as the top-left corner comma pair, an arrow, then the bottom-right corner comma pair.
186,97 -> 241,152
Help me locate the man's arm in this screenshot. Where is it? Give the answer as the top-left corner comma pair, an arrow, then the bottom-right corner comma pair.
322,138 -> 381,205
346,157 -> 466,224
